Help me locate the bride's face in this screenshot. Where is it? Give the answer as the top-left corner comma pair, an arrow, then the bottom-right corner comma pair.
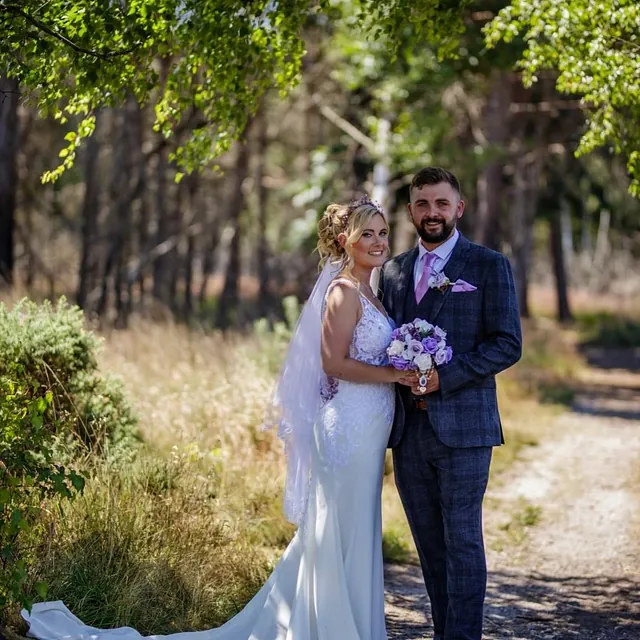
346,213 -> 389,269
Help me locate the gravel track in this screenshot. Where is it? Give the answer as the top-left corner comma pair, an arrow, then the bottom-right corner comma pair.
385,357 -> 640,639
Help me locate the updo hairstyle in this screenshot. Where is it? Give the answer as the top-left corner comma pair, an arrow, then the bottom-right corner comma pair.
316,198 -> 388,270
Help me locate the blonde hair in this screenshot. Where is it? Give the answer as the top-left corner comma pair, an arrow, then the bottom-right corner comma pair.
317,199 -> 388,272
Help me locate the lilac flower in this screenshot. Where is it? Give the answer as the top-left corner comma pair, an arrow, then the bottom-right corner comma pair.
390,355 -> 411,370
434,326 -> 447,340
407,339 -> 424,358
422,337 -> 439,355
390,320 -> 453,373
434,349 -> 448,366
320,376 -> 339,404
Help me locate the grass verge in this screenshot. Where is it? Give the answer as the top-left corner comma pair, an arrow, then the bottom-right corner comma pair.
4,314 -> 580,631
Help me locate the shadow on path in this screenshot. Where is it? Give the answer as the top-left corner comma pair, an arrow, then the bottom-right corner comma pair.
579,346 -> 640,372
571,381 -> 640,421
385,564 -> 640,640
485,570 -> 640,639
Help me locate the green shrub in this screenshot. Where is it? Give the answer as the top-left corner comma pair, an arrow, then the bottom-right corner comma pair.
0,297 -> 140,616
577,311 -> 640,347
0,298 -> 139,457
0,366 -> 85,612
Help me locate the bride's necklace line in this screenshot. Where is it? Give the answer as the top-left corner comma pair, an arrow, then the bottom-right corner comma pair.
337,271 -> 391,320
337,272 -> 373,295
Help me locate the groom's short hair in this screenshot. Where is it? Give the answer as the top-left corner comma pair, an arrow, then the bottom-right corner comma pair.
411,167 -> 461,198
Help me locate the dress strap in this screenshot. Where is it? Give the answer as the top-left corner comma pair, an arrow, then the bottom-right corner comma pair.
323,278 -> 365,317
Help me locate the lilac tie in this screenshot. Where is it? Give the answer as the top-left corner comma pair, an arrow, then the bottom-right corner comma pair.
415,251 -> 437,304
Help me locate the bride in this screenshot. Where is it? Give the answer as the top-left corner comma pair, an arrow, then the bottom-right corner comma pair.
23,197 -> 413,640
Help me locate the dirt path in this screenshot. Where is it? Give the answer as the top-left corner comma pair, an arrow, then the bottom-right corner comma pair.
384,351 -> 640,639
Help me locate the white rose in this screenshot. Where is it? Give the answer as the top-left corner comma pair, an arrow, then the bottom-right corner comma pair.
414,353 -> 433,372
414,319 -> 433,333
434,326 -> 447,339
387,340 -> 405,357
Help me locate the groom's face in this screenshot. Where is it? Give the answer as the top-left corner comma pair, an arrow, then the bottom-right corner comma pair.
408,181 -> 465,247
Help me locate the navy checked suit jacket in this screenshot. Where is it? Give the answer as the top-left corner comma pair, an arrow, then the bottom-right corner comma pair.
380,234 -> 522,449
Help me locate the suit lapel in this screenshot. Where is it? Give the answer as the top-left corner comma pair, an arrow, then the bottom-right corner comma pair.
427,234 -> 472,323
396,247 -> 419,325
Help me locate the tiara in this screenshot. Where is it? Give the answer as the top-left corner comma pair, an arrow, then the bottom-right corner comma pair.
339,195 -> 384,230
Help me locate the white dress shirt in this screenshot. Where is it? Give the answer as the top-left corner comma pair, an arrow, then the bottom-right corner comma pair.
413,229 -> 460,291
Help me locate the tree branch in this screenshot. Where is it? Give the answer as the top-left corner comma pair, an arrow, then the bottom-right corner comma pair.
311,94 -> 376,153
2,4 -> 139,60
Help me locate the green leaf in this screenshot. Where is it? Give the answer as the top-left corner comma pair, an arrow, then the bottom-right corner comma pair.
35,582 -> 49,599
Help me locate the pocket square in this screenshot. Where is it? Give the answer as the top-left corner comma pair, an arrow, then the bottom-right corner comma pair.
451,279 -> 477,292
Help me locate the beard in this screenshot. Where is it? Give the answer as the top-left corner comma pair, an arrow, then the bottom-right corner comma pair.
414,217 -> 457,244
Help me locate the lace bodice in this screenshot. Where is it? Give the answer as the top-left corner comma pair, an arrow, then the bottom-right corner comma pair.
317,278 -> 396,467
322,278 -> 394,366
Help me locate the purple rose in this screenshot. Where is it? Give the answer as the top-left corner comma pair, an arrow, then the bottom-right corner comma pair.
390,356 -> 411,370
445,346 -> 453,363
422,337 -> 439,355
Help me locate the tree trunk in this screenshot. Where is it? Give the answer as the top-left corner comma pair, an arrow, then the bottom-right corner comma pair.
182,173 -> 199,317
550,198 -> 573,323
97,108 -> 130,319
0,77 -> 19,287
198,194 -> 223,311
475,71 -> 510,250
591,208 -> 611,289
371,116 -> 391,212
510,153 -> 530,317
77,109 -> 103,310
152,143 -> 171,305
510,150 -> 543,318
132,105 -> 149,308
509,113 -> 547,318
168,181 -> 184,314
216,125 -> 252,328
256,107 -> 270,317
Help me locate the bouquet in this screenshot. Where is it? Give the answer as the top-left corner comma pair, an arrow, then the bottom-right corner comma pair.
387,318 -> 453,392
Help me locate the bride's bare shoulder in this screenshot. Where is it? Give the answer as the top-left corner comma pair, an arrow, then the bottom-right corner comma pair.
324,278 -> 361,314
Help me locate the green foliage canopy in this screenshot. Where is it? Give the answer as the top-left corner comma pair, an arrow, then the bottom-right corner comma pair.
0,0 -> 468,181
485,0 -> 640,195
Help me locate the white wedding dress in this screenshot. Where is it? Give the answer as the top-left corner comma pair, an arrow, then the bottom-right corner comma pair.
23,280 -> 396,640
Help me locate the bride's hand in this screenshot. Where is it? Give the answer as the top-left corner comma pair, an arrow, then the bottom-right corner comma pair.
390,369 -> 418,386
399,371 -> 419,386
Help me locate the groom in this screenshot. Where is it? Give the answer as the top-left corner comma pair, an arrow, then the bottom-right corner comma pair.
379,167 -> 522,640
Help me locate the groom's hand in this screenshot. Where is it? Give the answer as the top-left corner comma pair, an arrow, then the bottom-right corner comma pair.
411,369 -> 440,395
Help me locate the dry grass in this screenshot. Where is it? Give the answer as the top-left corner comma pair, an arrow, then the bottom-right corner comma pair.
4,310 -> 582,632
100,316 -> 582,575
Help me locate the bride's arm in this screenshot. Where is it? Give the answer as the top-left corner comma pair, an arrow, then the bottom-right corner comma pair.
321,282 -> 405,384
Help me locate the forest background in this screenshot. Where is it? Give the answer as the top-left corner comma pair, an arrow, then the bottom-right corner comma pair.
1,0 -> 640,632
